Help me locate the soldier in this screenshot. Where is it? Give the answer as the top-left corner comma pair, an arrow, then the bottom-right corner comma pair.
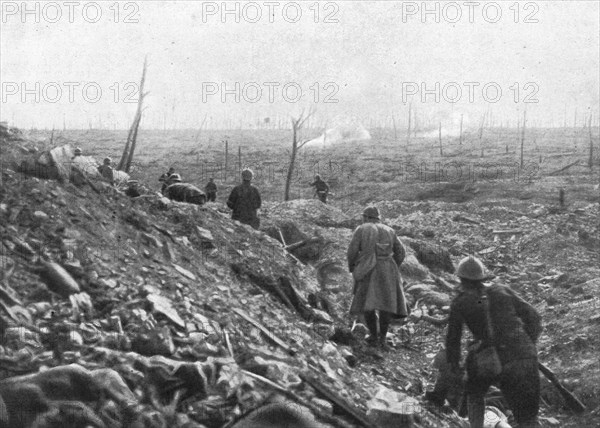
72,147 -> 82,158
97,157 -> 114,186
159,167 -> 176,193
205,177 -> 217,202
125,180 -> 141,198
446,256 -> 542,428
347,206 -> 408,349
227,168 -> 261,229
310,174 -> 330,203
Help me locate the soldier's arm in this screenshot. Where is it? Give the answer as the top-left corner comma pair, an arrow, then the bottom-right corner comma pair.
445,302 -> 463,372
507,287 -> 542,342
347,227 -> 362,272
256,189 -> 262,209
393,235 -> 406,266
226,188 -> 237,210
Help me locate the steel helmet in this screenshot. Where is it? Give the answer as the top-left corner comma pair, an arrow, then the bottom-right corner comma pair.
241,168 -> 253,181
169,174 -> 182,183
103,157 -> 112,164
74,147 -> 82,155
315,174 -> 321,180
362,206 -> 380,220
456,256 -> 494,280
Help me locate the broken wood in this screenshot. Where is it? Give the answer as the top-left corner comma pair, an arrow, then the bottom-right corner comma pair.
538,362 -> 586,414
285,236 -> 321,252
548,160 -> 580,176
232,308 -> 294,355
240,370 -> 353,428
300,372 -> 373,428
491,229 -> 524,235
431,274 -> 456,293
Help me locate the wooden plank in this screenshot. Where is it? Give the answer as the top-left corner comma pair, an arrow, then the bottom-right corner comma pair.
300,372 -> 373,428
232,308 -> 293,355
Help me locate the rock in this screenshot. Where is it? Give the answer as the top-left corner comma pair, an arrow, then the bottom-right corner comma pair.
311,398 -> 334,415
33,210 -> 49,221
196,226 -> 215,247
311,308 -> 333,324
173,263 -> 196,280
400,255 -> 429,280
146,293 -> 185,329
141,232 -> 162,248
367,386 -> 420,428
39,261 -> 81,297
131,325 -> 175,356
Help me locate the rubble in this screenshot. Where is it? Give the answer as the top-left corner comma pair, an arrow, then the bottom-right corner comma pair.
0,131 -> 598,427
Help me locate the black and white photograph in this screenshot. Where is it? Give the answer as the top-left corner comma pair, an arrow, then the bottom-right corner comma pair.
1,1 -> 599,427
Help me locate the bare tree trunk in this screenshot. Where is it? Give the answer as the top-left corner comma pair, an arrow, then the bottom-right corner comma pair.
119,56 -> 148,172
459,113 -> 463,145
284,109 -> 315,201
238,146 -> 242,174
392,113 -> 397,141
520,109 -> 527,168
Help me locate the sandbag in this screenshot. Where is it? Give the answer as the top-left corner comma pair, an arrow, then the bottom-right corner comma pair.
164,183 -> 206,205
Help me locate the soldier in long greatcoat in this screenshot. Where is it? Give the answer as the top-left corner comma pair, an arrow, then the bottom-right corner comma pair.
347,206 -> 408,348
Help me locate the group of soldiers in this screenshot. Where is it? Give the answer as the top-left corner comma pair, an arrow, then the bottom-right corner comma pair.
348,206 -> 542,428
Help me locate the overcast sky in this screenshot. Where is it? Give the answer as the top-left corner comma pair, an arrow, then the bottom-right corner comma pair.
1,1 -> 599,130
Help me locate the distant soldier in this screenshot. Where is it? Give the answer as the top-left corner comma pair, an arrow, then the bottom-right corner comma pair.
97,157 -> 114,186
446,256 -> 542,428
310,174 -> 330,203
159,167 -> 176,193
227,168 -> 262,229
347,206 -> 408,349
72,147 -> 82,159
163,175 -> 206,205
125,180 -> 141,198
205,177 -> 217,202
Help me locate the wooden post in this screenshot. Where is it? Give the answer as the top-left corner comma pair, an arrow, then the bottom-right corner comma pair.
520,110 -> 527,168
438,121 -> 443,156
559,188 -> 565,207
224,140 -> 228,181
406,102 -> 412,148
589,113 -> 594,169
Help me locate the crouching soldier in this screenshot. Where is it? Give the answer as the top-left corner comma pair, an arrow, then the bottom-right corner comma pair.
163,176 -> 206,205
98,157 -> 115,186
159,166 -> 176,193
446,256 -> 542,428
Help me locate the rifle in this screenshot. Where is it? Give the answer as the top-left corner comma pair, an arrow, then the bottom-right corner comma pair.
538,362 -> 586,414
457,362 -> 586,416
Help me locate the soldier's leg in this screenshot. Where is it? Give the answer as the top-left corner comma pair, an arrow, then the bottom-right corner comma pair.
498,359 -> 540,428
465,354 -> 492,428
363,311 -> 378,345
379,311 -> 391,345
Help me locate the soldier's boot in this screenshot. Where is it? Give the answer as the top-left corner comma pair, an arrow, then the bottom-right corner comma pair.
467,394 -> 485,428
364,311 -> 379,347
379,311 -> 391,350
515,418 -> 540,428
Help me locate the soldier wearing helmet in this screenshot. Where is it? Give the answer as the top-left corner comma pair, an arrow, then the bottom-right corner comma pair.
310,174 -> 330,203
446,256 -> 542,428
73,147 -> 82,156
97,157 -> 114,186
227,168 -> 261,229
347,206 -> 408,350
159,167 -> 177,193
